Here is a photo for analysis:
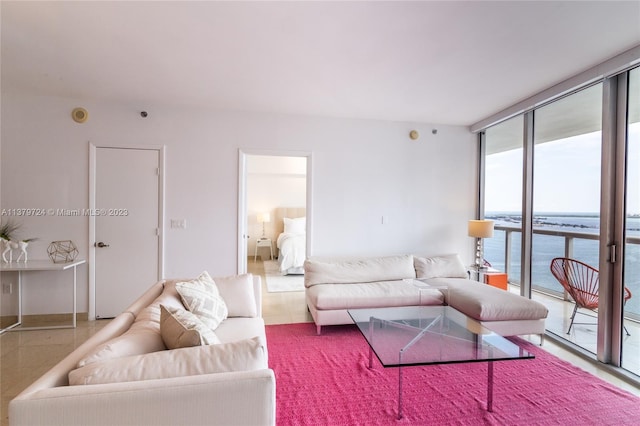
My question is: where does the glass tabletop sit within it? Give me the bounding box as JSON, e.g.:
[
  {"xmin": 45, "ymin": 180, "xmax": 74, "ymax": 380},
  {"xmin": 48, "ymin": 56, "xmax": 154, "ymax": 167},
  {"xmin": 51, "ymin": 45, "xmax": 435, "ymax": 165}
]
[{"xmin": 348, "ymin": 306, "xmax": 533, "ymax": 367}]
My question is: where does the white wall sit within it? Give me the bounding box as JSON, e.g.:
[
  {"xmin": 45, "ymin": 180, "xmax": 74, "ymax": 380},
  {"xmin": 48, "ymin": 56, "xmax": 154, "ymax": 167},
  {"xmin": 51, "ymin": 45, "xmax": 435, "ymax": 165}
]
[{"xmin": 1, "ymin": 92, "xmax": 477, "ymax": 315}]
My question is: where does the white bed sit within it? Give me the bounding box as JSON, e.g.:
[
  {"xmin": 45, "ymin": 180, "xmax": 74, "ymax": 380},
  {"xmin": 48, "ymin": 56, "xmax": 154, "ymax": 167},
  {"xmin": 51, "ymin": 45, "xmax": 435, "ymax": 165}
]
[{"xmin": 273, "ymin": 207, "xmax": 306, "ymax": 275}]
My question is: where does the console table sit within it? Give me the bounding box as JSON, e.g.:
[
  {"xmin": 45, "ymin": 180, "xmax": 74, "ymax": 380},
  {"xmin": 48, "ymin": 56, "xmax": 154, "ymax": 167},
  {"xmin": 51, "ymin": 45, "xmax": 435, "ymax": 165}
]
[{"xmin": 0, "ymin": 259, "xmax": 85, "ymax": 332}]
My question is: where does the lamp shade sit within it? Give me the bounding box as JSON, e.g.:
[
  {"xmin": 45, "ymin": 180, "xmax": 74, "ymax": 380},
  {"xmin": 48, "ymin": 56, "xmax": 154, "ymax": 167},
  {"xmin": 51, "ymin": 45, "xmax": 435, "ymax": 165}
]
[
  {"xmin": 468, "ymin": 220, "xmax": 494, "ymax": 238},
  {"xmin": 257, "ymin": 213, "xmax": 271, "ymax": 223}
]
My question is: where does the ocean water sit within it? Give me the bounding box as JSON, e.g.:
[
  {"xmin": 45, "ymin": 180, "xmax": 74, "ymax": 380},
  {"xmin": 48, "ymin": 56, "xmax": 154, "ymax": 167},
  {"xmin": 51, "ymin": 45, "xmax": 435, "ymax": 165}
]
[{"xmin": 484, "ymin": 213, "xmax": 640, "ymax": 317}]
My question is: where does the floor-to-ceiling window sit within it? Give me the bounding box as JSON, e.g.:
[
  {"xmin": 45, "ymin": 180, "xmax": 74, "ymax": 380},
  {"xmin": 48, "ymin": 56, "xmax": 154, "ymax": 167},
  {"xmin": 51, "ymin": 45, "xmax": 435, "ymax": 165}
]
[
  {"xmin": 480, "ymin": 67, "xmax": 640, "ymax": 381},
  {"xmin": 483, "ymin": 117, "xmax": 523, "ymax": 283}
]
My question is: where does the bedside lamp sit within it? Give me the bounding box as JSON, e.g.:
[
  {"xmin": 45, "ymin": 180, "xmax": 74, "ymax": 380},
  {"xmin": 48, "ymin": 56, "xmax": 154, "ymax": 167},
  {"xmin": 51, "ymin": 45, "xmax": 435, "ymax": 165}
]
[
  {"xmin": 257, "ymin": 213, "xmax": 271, "ymax": 240},
  {"xmin": 468, "ymin": 219, "xmax": 494, "ymax": 270}
]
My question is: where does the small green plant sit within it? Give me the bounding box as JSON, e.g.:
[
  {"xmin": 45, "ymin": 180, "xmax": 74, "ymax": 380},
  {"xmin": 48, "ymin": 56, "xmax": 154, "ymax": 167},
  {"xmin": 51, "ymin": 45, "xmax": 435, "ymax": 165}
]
[{"xmin": 0, "ymin": 220, "xmax": 21, "ymax": 240}]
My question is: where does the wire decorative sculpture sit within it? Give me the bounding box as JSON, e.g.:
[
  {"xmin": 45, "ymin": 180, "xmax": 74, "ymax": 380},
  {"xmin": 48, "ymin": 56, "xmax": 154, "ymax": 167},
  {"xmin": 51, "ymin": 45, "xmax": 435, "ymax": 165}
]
[{"xmin": 47, "ymin": 240, "xmax": 79, "ymax": 263}]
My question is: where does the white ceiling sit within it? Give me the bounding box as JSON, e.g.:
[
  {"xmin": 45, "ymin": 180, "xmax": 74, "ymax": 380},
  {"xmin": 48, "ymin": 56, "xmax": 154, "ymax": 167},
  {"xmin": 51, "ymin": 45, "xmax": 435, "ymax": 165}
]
[{"xmin": 2, "ymin": 1, "xmax": 640, "ymax": 127}]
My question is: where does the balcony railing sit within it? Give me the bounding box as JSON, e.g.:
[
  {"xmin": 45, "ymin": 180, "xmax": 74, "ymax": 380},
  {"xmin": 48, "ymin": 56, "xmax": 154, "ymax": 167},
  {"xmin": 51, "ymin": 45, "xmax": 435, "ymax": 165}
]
[{"xmin": 485, "ymin": 224, "xmax": 640, "ymax": 321}]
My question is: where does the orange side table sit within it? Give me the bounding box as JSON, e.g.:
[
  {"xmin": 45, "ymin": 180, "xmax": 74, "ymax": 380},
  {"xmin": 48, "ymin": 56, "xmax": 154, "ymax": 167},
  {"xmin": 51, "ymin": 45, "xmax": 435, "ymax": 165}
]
[{"xmin": 484, "ymin": 272, "xmax": 508, "ymax": 290}]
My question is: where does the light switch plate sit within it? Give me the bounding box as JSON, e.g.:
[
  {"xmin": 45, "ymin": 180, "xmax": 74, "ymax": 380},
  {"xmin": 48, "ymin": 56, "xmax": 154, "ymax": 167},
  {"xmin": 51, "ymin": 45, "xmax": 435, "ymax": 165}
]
[{"xmin": 171, "ymin": 219, "xmax": 187, "ymax": 229}]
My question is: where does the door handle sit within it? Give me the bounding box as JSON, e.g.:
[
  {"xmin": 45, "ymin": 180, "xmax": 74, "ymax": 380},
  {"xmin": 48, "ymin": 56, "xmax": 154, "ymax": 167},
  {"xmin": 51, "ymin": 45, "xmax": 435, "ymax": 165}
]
[{"xmin": 95, "ymin": 242, "xmax": 110, "ymax": 248}]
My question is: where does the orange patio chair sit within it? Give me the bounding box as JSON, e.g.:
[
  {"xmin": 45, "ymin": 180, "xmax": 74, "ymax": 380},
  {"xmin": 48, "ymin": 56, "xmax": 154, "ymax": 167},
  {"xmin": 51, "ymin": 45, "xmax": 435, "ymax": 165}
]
[{"xmin": 550, "ymin": 257, "xmax": 632, "ymax": 335}]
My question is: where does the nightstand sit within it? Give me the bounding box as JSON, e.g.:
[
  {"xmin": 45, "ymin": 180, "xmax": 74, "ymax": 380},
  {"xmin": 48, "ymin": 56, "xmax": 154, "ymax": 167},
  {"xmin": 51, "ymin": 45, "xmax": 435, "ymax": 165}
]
[{"xmin": 254, "ymin": 238, "xmax": 273, "ymax": 262}]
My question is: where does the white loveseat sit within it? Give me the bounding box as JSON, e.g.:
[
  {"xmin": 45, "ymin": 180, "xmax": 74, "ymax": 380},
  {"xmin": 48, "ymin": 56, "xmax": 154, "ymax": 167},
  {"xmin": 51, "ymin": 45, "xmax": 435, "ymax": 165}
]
[
  {"xmin": 304, "ymin": 254, "xmax": 548, "ymax": 343},
  {"xmin": 9, "ymin": 273, "xmax": 276, "ymax": 426}
]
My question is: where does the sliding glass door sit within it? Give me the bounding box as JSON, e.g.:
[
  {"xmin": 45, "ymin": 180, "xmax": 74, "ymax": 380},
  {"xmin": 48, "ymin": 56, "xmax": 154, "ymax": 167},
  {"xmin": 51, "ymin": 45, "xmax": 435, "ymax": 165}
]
[{"xmin": 532, "ymin": 84, "xmax": 603, "ymax": 353}]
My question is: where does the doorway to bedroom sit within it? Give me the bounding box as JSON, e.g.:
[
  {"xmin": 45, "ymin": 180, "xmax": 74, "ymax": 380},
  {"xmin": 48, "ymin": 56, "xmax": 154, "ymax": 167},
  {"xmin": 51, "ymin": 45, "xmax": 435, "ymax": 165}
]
[{"xmin": 238, "ymin": 151, "xmax": 311, "ymax": 296}]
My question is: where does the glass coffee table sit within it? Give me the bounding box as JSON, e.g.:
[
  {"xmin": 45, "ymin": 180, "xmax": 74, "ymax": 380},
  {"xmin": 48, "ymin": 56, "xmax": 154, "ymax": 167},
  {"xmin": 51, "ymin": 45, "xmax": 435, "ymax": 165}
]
[
  {"xmin": 403, "ymin": 277, "xmax": 449, "ymax": 305},
  {"xmin": 348, "ymin": 306, "xmax": 534, "ymax": 419}
]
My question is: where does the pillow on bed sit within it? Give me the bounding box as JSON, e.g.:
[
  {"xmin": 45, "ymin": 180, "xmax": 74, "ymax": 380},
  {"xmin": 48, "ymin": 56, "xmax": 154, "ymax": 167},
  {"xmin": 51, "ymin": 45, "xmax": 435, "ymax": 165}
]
[{"xmin": 284, "ymin": 217, "xmax": 305, "ymax": 234}]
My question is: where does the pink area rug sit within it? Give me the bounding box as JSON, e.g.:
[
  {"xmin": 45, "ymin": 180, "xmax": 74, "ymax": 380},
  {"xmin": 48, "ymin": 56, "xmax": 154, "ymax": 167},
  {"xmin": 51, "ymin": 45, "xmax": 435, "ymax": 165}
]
[{"xmin": 266, "ymin": 322, "xmax": 640, "ymax": 425}]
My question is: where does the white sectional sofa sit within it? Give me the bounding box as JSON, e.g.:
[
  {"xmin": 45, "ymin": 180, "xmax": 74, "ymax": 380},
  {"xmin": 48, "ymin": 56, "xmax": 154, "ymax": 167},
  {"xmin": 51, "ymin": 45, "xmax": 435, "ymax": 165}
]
[
  {"xmin": 304, "ymin": 254, "xmax": 548, "ymax": 343},
  {"xmin": 9, "ymin": 273, "xmax": 276, "ymax": 426}
]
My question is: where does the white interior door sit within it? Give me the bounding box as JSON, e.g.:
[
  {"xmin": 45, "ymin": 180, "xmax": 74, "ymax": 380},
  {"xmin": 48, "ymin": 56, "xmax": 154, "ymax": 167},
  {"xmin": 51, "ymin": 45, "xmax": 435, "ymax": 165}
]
[{"xmin": 95, "ymin": 147, "xmax": 160, "ymax": 318}]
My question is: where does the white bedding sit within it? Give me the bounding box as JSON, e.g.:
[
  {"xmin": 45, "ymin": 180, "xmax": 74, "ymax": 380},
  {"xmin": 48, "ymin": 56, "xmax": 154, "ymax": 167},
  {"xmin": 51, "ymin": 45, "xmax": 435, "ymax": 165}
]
[{"xmin": 277, "ymin": 232, "xmax": 306, "ymax": 274}]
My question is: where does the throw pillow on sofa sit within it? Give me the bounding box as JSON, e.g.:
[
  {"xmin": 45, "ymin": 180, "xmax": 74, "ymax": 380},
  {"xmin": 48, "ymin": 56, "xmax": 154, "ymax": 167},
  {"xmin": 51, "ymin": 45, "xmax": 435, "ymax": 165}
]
[
  {"xmin": 165, "ymin": 274, "xmax": 257, "ymax": 318},
  {"xmin": 68, "ymin": 336, "xmax": 268, "ymax": 386},
  {"xmin": 176, "ymin": 271, "xmax": 228, "ymax": 330},
  {"xmin": 414, "ymin": 254, "xmax": 468, "ymax": 279},
  {"xmin": 160, "ymin": 304, "xmax": 221, "ymax": 349},
  {"xmin": 212, "ymin": 273, "xmax": 257, "ymax": 318}
]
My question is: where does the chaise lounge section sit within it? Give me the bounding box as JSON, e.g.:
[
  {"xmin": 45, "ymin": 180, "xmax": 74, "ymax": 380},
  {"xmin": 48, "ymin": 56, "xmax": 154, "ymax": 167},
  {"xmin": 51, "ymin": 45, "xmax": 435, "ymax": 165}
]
[{"xmin": 304, "ymin": 254, "xmax": 548, "ymax": 343}]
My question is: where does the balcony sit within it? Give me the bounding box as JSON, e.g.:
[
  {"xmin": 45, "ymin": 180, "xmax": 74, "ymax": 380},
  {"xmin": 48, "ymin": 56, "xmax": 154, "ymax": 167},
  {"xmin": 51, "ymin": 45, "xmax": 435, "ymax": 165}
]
[{"xmin": 485, "ymin": 224, "xmax": 640, "ymax": 377}]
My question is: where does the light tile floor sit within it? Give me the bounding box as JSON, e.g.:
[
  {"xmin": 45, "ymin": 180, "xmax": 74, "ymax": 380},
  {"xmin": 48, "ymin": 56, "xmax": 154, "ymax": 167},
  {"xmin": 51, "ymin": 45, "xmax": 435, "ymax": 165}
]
[
  {"xmin": 1, "ymin": 260, "xmax": 638, "ymax": 426},
  {"xmin": 1, "ymin": 320, "xmax": 109, "ymax": 426}
]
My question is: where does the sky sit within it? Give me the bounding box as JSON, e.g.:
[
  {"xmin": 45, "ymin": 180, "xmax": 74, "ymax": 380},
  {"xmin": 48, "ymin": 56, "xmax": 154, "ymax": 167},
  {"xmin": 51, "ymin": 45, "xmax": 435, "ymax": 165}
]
[{"xmin": 485, "ymin": 123, "xmax": 640, "ymax": 215}]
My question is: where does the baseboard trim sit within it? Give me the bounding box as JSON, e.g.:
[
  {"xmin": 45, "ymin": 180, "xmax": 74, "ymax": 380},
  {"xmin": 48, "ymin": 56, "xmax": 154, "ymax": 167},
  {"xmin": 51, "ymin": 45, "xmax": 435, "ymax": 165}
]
[
  {"xmin": 1, "ymin": 313, "xmax": 89, "ymax": 328},
  {"xmin": 0, "ymin": 315, "xmax": 19, "ymax": 329}
]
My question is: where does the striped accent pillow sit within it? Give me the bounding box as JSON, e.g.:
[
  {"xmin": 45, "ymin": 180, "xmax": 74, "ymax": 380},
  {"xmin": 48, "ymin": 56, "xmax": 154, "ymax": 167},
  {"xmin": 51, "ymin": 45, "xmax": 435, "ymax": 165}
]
[{"xmin": 176, "ymin": 271, "xmax": 228, "ymax": 330}]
